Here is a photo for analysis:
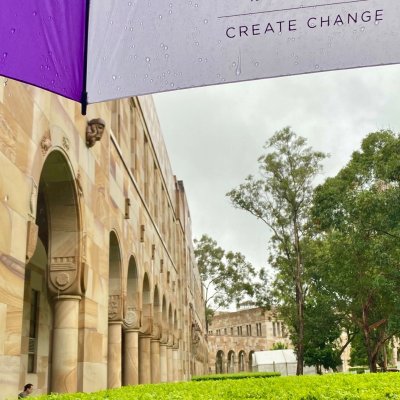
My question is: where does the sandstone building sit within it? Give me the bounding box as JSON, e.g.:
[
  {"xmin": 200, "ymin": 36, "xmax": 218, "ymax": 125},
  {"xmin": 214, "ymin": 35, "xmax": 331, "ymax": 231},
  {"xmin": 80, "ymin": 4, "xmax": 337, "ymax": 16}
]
[
  {"xmin": 0, "ymin": 80, "xmax": 207, "ymax": 399},
  {"xmin": 207, "ymin": 307, "xmax": 291, "ymax": 374}
]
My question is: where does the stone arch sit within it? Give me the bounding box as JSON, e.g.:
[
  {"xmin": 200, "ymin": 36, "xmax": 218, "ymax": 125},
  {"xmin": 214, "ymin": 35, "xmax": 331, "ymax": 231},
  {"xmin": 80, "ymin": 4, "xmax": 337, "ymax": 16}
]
[
  {"xmin": 125, "ymin": 255, "xmax": 139, "ymax": 323},
  {"xmin": 238, "ymin": 350, "xmax": 246, "ymax": 372},
  {"xmin": 227, "ymin": 350, "xmax": 235, "ymax": 373},
  {"xmin": 107, "ymin": 231, "xmax": 123, "ymax": 389},
  {"xmin": 168, "ymin": 303, "xmax": 173, "ymax": 336},
  {"xmin": 248, "ymin": 350, "xmax": 255, "ymax": 372},
  {"xmin": 216, "ymin": 350, "xmax": 225, "ymax": 374},
  {"xmin": 153, "ymin": 285, "xmax": 161, "ymax": 333},
  {"xmin": 20, "ymin": 150, "xmax": 82, "ymax": 394},
  {"xmin": 142, "ymin": 273, "xmax": 152, "ymax": 325}
]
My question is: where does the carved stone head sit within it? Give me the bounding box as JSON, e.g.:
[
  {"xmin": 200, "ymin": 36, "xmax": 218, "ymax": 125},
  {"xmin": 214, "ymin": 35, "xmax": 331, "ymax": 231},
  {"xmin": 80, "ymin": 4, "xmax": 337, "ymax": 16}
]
[{"xmin": 86, "ymin": 118, "xmax": 106, "ymax": 148}]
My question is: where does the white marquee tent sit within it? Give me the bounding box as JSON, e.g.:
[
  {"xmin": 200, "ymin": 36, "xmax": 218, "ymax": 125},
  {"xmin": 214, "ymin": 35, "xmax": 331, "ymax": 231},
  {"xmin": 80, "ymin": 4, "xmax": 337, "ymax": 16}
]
[{"xmin": 252, "ymin": 349, "xmax": 315, "ymax": 376}]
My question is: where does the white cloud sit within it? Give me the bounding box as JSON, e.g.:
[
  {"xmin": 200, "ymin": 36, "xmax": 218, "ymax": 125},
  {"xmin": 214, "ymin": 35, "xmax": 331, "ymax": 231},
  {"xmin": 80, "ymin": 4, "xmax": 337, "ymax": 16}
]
[{"xmin": 153, "ymin": 64, "xmax": 400, "ymax": 269}]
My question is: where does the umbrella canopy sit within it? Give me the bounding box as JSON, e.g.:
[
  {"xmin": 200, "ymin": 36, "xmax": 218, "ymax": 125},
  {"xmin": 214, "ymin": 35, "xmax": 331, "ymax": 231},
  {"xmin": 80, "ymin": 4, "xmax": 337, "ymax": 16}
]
[{"xmin": 1, "ymin": 0, "xmax": 400, "ymax": 113}]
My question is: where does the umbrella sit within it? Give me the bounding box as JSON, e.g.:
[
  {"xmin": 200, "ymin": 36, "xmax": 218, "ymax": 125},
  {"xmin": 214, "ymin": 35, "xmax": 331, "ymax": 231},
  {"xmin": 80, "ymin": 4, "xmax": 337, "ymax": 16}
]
[{"xmin": 1, "ymin": 0, "xmax": 400, "ymax": 114}]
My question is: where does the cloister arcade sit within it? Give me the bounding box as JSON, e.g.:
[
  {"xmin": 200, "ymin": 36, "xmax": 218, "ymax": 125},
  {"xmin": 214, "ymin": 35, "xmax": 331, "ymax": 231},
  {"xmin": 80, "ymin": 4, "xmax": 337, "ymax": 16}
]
[{"xmin": 0, "ymin": 87, "xmax": 207, "ymax": 398}]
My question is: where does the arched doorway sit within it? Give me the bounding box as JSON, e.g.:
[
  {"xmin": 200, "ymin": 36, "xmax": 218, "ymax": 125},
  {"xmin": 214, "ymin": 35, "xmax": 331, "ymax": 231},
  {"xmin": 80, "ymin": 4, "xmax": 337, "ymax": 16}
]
[
  {"xmin": 248, "ymin": 350, "xmax": 255, "ymax": 372},
  {"xmin": 108, "ymin": 231, "xmax": 122, "ymax": 388},
  {"xmin": 238, "ymin": 350, "xmax": 246, "ymax": 372},
  {"xmin": 20, "ymin": 151, "xmax": 81, "ymax": 394},
  {"xmin": 227, "ymin": 350, "xmax": 235, "ymax": 373},
  {"xmin": 216, "ymin": 350, "xmax": 225, "ymax": 374}
]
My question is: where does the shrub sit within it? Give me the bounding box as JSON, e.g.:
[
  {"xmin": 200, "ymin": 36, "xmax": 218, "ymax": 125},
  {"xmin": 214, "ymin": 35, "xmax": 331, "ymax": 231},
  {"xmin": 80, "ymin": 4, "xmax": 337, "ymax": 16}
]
[
  {"xmin": 33, "ymin": 373, "xmax": 400, "ymax": 400},
  {"xmin": 191, "ymin": 371, "xmax": 280, "ymax": 381}
]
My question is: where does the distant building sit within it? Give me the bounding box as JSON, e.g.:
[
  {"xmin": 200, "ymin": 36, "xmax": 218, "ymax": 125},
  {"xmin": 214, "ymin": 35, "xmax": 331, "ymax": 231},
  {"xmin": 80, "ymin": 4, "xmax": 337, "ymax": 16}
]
[{"xmin": 207, "ymin": 307, "xmax": 291, "ymax": 373}]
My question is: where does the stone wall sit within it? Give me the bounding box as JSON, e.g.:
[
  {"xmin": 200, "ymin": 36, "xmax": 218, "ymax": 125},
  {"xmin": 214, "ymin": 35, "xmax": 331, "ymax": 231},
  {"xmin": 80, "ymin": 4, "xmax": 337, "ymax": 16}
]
[{"xmin": 0, "ymin": 80, "xmax": 207, "ymax": 399}]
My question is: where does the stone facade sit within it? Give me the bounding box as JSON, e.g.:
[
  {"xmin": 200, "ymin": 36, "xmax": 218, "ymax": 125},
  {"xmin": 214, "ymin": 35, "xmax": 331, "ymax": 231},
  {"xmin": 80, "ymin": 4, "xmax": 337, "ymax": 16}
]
[
  {"xmin": 207, "ymin": 307, "xmax": 291, "ymax": 374},
  {"xmin": 0, "ymin": 79, "xmax": 207, "ymax": 399}
]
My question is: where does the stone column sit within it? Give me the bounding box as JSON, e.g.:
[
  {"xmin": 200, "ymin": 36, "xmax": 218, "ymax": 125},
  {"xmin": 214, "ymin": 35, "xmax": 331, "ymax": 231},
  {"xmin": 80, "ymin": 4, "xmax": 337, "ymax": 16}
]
[
  {"xmin": 124, "ymin": 329, "xmax": 139, "ymax": 386},
  {"xmin": 234, "ymin": 361, "xmax": 239, "ymax": 374},
  {"xmin": 108, "ymin": 321, "xmax": 122, "ymax": 388},
  {"xmin": 173, "ymin": 347, "xmax": 179, "ymax": 381},
  {"xmin": 160, "ymin": 344, "xmax": 168, "ymax": 382},
  {"xmin": 167, "ymin": 346, "xmax": 173, "ymax": 381},
  {"xmin": 139, "ymin": 335, "xmax": 151, "ymax": 384},
  {"xmin": 51, "ymin": 295, "xmax": 81, "ymax": 393},
  {"xmin": 151, "ymin": 339, "xmax": 161, "ymax": 383}
]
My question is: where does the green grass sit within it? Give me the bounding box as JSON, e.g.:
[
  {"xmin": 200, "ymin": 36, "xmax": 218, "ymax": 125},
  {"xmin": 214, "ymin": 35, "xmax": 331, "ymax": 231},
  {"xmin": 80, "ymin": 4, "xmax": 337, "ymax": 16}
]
[{"xmin": 34, "ymin": 373, "xmax": 400, "ymax": 400}]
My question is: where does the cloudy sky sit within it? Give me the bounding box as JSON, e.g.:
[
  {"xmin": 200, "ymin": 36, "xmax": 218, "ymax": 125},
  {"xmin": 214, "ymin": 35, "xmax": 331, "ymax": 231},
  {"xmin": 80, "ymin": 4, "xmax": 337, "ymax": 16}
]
[{"xmin": 153, "ymin": 64, "xmax": 400, "ymax": 270}]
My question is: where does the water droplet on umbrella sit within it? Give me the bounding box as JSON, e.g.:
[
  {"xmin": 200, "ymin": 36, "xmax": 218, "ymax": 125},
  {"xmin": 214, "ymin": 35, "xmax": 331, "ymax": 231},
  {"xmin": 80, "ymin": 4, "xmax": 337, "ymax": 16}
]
[
  {"xmin": 315, "ymin": 64, "xmax": 320, "ymax": 70},
  {"xmin": 169, "ymin": 10, "xmax": 172, "ymax": 14},
  {"xmin": 165, "ymin": 54, "xmax": 169, "ymax": 59},
  {"xmin": 128, "ymin": 1, "xmax": 132, "ymax": 5},
  {"xmin": 112, "ymin": 75, "xmax": 117, "ymax": 80},
  {"xmin": 255, "ymin": 61, "xmax": 259, "ymax": 67},
  {"xmin": 10, "ymin": 28, "xmax": 16, "ymax": 34},
  {"xmin": 145, "ymin": 57, "xmax": 151, "ymax": 62},
  {"xmin": 198, "ymin": 58, "xmax": 202, "ymax": 62},
  {"xmin": 204, "ymin": 19, "xmax": 208, "ymax": 24},
  {"xmin": 33, "ymin": 11, "xmax": 37, "ymax": 16},
  {"xmin": 170, "ymin": 83, "xmax": 175, "ymax": 88}
]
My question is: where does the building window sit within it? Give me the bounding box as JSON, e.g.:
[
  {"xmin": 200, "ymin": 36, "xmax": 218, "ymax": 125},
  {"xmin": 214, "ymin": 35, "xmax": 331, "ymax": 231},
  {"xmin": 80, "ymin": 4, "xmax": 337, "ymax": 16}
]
[
  {"xmin": 256, "ymin": 322, "xmax": 262, "ymax": 336},
  {"xmin": 224, "ymin": 328, "xmax": 227, "ymax": 335},
  {"xmin": 28, "ymin": 289, "xmax": 40, "ymax": 373},
  {"xmin": 230, "ymin": 327, "xmax": 234, "ymax": 336},
  {"xmin": 273, "ymin": 322, "xmax": 276, "ymax": 337},
  {"xmin": 277, "ymin": 322, "xmax": 281, "ymax": 337}
]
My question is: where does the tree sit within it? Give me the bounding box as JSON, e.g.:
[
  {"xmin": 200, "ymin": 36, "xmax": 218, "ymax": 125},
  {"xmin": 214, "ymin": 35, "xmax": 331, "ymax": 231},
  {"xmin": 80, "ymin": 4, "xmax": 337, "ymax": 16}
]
[
  {"xmin": 312, "ymin": 130, "xmax": 400, "ymax": 372},
  {"xmin": 227, "ymin": 127, "xmax": 327, "ymax": 374},
  {"xmin": 193, "ymin": 234, "xmax": 256, "ymax": 328}
]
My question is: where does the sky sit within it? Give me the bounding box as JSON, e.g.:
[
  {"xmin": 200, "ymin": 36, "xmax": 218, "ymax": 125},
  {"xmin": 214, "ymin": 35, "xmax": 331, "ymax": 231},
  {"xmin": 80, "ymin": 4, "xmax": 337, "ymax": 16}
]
[{"xmin": 152, "ymin": 64, "xmax": 400, "ymax": 270}]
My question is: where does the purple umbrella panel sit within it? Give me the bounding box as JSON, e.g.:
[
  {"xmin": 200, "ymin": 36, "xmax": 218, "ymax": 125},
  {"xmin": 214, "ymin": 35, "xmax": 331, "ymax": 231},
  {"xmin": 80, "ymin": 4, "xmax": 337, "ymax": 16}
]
[{"xmin": 2, "ymin": 0, "xmax": 400, "ymax": 109}]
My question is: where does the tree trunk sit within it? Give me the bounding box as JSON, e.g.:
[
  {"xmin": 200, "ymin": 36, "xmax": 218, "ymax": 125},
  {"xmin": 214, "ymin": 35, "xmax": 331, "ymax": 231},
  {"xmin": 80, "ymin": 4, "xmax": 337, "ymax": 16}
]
[{"xmin": 293, "ymin": 217, "xmax": 304, "ymax": 376}]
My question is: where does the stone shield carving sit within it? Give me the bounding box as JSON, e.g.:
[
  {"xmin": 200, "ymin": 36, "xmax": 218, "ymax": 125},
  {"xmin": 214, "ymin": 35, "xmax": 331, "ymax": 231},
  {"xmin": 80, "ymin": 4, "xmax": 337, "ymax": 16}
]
[
  {"xmin": 49, "ymin": 256, "xmax": 77, "ymax": 293},
  {"xmin": 108, "ymin": 295, "xmax": 122, "ymax": 321},
  {"xmin": 124, "ymin": 307, "xmax": 140, "ymax": 329}
]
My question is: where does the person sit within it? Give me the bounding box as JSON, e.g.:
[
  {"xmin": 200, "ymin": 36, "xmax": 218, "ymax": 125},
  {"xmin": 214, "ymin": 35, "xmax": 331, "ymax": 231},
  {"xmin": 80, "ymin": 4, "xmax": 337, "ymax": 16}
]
[{"xmin": 18, "ymin": 383, "xmax": 33, "ymax": 398}]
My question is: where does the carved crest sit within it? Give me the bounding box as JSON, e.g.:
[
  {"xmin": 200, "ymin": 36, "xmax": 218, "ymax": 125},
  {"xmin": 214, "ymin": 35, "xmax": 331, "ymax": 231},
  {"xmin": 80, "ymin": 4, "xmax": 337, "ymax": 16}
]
[
  {"xmin": 124, "ymin": 307, "xmax": 140, "ymax": 329},
  {"xmin": 49, "ymin": 256, "xmax": 77, "ymax": 293},
  {"xmin": 108, "ymin": 294, "xmax": 122, "ymax": 321},
  {"xmin": 40, "ymin": 132, "xmax": 52, "ymax": 155}
]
